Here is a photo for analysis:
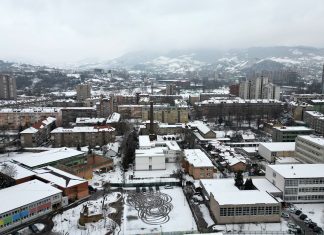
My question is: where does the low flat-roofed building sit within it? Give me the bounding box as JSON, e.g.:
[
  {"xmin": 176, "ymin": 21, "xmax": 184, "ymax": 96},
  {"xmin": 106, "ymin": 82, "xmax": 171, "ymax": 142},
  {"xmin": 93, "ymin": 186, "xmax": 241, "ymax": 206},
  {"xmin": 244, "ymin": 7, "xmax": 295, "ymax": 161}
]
[
  {"xmin": 200, "ymin": 178, "xmax": 281, "ymax": 224},
  {"xmin": 266, "ymin": 164, "xmax": 324, "ymax": 203},
  {"xmin": 258, "ymin": 142, "xmax": 295, "ymax": 162},
  {"xmin": 135, "ymin": 147, "xmax": 166, "ymax": 171},
  {"xmin": 35, "ymin": 166, "xmax": 89, "ymax": 202},
  {"xmin": 138, "ymin": 135, "xmax": 182, "ymax": 163},
  {"xmin": 295, "ymin": 135, "xmax": 324, "ymax": 163},
  {"xmin": 183, "ymin": 149, "xmax": 214, "ymax": 179},
  {"xmin": 0, "ymin": 161, "xmax": 35, "ymax": 184},
  {"xmin": 272, "ymin": 126, "xmax": 314, "ymax": 142},
  {"xmin": 12, "ymin": 147, "xmax": 86, "ymax": 169},
  {"xmin": 0, "ymin": 179, "xmax": 62, "ymax": 234}
]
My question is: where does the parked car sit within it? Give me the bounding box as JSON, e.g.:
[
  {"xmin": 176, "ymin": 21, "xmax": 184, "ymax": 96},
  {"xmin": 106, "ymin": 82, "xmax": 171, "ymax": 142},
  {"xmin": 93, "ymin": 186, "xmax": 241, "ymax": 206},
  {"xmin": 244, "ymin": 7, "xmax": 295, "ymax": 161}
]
[
  {"xmin": 308, "ymin": 222, "xmax": 317, "ymax": 229},
  {"xmin": 288, "ymin": 207, "xmax": 296, "ymax": 213},
  {"xmin": 288, "ymin": 228, "xmax": 297, "ymax": 234},
  {"xmin": 164, "ymin": 185, "xmax": 173, "ymax": 189},
  {"xmin": 88, "ymin": 185, "xmax": 97, "ymax": 193},
  {"xmin": 304, "ymin": 218, "xmax": 312, "ymax": 224},
  {"xmin": 295, "ymin": 210, "xmax": 302, "ymax": 216},
  {"xmin": 313, "ymin": 226, "xmax": 323, "ymax": 234},
  {"xmin": 142, "ymin": 187, "xmax": 147, "ymax": 192},
  {"xmin": 281, "ymin": 212, "xmax": 290, "ymax": 218},
  {"xmin": 299, "ymin": 214, "xmax": 307, "ymax": 220},
  {"xmin": 287, "ymin": 222, "xmax": 296, "ymax": 228}
]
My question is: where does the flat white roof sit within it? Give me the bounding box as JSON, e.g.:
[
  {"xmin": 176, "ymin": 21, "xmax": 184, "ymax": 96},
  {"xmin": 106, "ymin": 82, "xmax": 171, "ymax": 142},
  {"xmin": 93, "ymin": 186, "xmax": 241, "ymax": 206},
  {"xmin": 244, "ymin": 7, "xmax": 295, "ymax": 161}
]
[
  {"xmin": 273, "ymin": 126, "xmax": 313, "ymax": 132},
  {"xmin": 138, "ymin": 135, "xmax": 152, "ymax": 148},
  {"xmin": 200, "ymin": 178, "xmax": 278, "ymax": 205},
  {"xmin": 35, "ymin": 166, "xmax": 87, "ymax": 188},
  {"xmin": 135, "ymin": 147, "xmax": 166, "ymax": 158},
  {"xmin": 0, "ymin": 179, "xmax": 62, "ymax": 214},
  {"xmin": 267, "ymin": 164, "xmax": 324, "ymax": 178},
  {"xmin": 13, "ymin": 148, "xmax": 85, "ymax": 168},
  {"xmin": 184, "ymin": 149, "xmax": 213, "ymax": 167},
  {"xmin": 0, "ymin": 162, "xmax": 35, "ymax": 180},
  {"xmin": 297, "ymin": 135, "xmax": 324, "ymax": 146},
  {"xmin": 259, "ymin": 142, "xmax": 295, "ymax": 152},
  {"xmin": 51, "ymin": 126, "xmax": 115, "ymax": 133}
]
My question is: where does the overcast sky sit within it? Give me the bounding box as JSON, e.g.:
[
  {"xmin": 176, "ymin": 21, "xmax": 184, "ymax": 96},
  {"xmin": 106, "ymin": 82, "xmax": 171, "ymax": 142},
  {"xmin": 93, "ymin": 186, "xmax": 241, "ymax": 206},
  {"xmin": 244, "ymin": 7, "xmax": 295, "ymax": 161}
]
[{"xmin": 0, "ymin": 0, "xmax": 324, "ymax": 65}]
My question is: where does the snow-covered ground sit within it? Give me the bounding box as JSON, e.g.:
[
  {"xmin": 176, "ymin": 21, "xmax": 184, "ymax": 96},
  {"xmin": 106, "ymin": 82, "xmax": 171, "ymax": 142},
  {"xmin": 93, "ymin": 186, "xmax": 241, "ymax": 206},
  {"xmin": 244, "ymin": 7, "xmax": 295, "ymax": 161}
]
[
  {"xmin": 89, "ymin": 159, "xmax": 180, "ymax": 187},
  {"xmin": 51, "ymin": 192, "xmax": 122, "ymax": 235},
  {"xmin": 122, "ymin": 187, "xmax": 198, "ymax": 234},
  {"xmin": 296, "ymin": 203, "xmax": 324, "ymax": 228},
  {"xmin": 198, "ymin": 204, "xmax": 215, "ymax": 227}
]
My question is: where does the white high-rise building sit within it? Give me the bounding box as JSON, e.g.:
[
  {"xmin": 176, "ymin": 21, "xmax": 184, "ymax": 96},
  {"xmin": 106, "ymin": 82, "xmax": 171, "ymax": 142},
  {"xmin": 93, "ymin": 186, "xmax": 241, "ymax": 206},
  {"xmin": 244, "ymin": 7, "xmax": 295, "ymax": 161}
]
[{"xmin": 239, "ymin": 76, "xmax": 280, "ymax": 100}]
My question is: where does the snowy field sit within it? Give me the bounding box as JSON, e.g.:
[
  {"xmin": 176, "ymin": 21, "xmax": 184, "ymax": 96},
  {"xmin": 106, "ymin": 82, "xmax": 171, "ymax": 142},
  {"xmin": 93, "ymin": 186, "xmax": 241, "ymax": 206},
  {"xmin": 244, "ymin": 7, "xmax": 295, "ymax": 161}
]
[
  {"xmin": 90, "ymin": 161, "xmax": 180, "ymax": 187},
  {"xmin": 296, "ymin": 203, "xmax": 324, "ymax": 228},
  {"xmin": 51, "ymin": 192, "xmax": 122, "ymax": 235},
  {"xmin": 122, "ymin": 187, "xmax": 198, "ymax": 234}
]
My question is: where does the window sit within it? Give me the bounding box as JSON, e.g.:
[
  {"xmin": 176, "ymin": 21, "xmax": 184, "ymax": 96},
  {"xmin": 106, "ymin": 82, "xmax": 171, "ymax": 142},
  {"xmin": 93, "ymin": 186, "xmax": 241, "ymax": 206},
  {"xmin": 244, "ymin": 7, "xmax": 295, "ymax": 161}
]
[
  {"xmin": 235, "ymin": 207, "xmax": 243, "ymax": 216},
  {"xmin": 258, "ymin": 207, "xmax": 264, "ymax": 215},
  {"xmin": 251, "ymin": 207, "xmax": 257, "ymax": 215},
  {"xmin": 243, "ymin": 207, "xmax": 250, "ymax": 215}
]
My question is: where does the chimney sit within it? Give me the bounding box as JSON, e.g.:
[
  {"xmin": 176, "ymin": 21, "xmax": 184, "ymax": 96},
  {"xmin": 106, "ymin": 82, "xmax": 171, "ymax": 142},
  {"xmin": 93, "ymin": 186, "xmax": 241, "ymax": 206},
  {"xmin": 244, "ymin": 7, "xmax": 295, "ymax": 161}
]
[{"xmin": 149, "ymin": 101, "xmax": 156, "ymax": 140}]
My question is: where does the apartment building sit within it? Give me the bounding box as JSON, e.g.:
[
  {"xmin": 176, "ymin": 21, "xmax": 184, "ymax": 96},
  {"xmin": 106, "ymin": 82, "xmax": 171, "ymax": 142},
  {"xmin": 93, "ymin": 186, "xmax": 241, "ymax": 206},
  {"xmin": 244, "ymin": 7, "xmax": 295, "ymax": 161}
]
[
  {"xmin": 183, "ymin": 149, "xmax": 214, "ymax": 179},
  {"xmin": 194, "ymin": 98, "xmax": 283, "ymax": 120},
  {"xmin": 272, "ymin": 126, "xmax": 314, "ymax": 142},
  {"xmin": 295, "ymin": 135, "xmax": 324, "ymax": 163},
  {"xmin": 20, "ymin": 117, "xmax": 56, "ymax": 147},
  {"xmin": 51, "ymin": 126, "xmax": 116, "ymax": 147},
  {"xmin": 0, "ymin": 75, "xmax": 16, "ymax": 100},
  {"xmin": 76, "ymin": 84, "xmax": 91, "ymax": 101},
  {"xmin": 0, "ymin": 107, "xmax": 60, "ymax": 129},
  {"xmin": 266, "ymin": 164, "xmax": 324, "ymax": 203}
]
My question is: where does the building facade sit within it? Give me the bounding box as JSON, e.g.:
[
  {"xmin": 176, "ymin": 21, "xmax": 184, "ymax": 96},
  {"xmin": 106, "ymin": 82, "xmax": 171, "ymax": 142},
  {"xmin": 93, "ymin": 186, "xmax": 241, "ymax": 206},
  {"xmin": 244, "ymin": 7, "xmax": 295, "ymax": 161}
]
[
  {"xmin": 0, "ymin": 180, "xmax": 62, "ymax": 234},
  {"xmin": 0, "ymin": 75, "xmax": 16, "ymax": 100},
  {"xmin": 272, "ymin": 126, "xmax": 314, "ymax": 142},
  {"xmin": 266, "ymin": 164, "xmax": 324, "ymax": 203},
  {"xmin": 295, "ymin": 135, "xmax": 324, "ymax": 163},
  {"xmin": 51, "ymin": 126, "xmax": 116, "ymax": 147},
  {"xmin": 76, "ymin": 84, "xmax": 91, "ymax": 101}
]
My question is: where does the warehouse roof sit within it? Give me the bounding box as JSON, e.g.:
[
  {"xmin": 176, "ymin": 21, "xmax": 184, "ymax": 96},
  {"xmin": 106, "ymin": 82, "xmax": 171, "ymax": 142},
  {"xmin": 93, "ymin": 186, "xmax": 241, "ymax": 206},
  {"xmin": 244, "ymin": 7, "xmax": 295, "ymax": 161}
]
[
  {"xmin": 0, "ymin": 179, "xmax": 62, "ymax": 214},
  {"xmin": 13, "ymin": 148, "xmax": 85, "ymax": 168}
]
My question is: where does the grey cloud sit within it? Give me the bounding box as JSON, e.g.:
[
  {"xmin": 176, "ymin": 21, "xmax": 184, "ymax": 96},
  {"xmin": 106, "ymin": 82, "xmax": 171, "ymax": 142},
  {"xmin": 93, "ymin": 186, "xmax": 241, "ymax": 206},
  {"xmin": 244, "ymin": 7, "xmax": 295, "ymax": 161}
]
[{"xmin": 0, "ymin": 0, "xmax": 323, "ymax": 65}]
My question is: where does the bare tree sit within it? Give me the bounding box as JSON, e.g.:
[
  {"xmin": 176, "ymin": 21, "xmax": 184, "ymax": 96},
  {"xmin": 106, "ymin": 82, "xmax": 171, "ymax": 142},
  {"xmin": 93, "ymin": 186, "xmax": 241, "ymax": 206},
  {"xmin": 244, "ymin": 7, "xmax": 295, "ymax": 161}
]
[{"xmin": 1, "ymin": 163, "xmax": 17, "ymax": 178}]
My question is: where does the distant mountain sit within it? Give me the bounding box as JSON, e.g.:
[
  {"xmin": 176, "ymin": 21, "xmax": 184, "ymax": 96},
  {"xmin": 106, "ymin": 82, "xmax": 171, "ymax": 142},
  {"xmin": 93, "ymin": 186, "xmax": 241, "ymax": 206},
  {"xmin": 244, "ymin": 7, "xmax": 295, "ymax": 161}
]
[{"xmin": 76, "ymin": 46, "xmax": 324, "ymax": 76}]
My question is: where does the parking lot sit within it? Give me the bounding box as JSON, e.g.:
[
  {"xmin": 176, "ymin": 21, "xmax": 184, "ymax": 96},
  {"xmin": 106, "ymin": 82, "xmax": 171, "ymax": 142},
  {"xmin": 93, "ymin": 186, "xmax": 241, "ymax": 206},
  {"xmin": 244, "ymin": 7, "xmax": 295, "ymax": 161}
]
[{"xmin": 282, "ymin": 205, "xmax": 323, "ymax": 234}]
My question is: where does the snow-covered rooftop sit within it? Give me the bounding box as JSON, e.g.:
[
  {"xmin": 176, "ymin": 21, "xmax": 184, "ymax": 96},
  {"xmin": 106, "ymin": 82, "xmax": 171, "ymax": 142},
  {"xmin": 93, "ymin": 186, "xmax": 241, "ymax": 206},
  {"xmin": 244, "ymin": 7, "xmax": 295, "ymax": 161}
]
[
  {"xmin": 200, "ymin": 178, "xmax": 279, "ymax": 205},
  {"xmin": 0, "ymin": 179, "xmax": 62, "ymax": 214},
  {"xmin": 267, "ymin": 164, "xmax": 324, "ymax": 178},
  {"xmin": 51, "ymin": 125, "xmax": 115, "ymax": 133},
  {"xmin": 13, "ymin": 148, "xmax": 85, "ymax": 168},
  {"xmin": 135, "ymin": 147, "xmax": 166, "ymax": 158},
  {"xmin": 297, "ymin": 135, "xmax": 324, "ymax": 146},
  {"xmin": 138, "ymin": 135, "xmax": 152, "ymax": 148},
  {"xmin": 0, "ymin": 161, "xmax": 35, "ymax": 180},
  {"xmin": 259, "ymin": 142, "xmax": 295, "ymax": 152},
  {"xmin": 273, "ymin": 126, "xmax": 313, "ymax": 132},
  {"xmin": 106, "ymin": 112, "xmax": 121, "ymax": 123},
  {"xmin": 184, "ymin": 149, "xmax": 213, "ymax": 167},
  {"xmin": 35, "ymin": 166, "xmax": 87, "ymax": 188}
]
